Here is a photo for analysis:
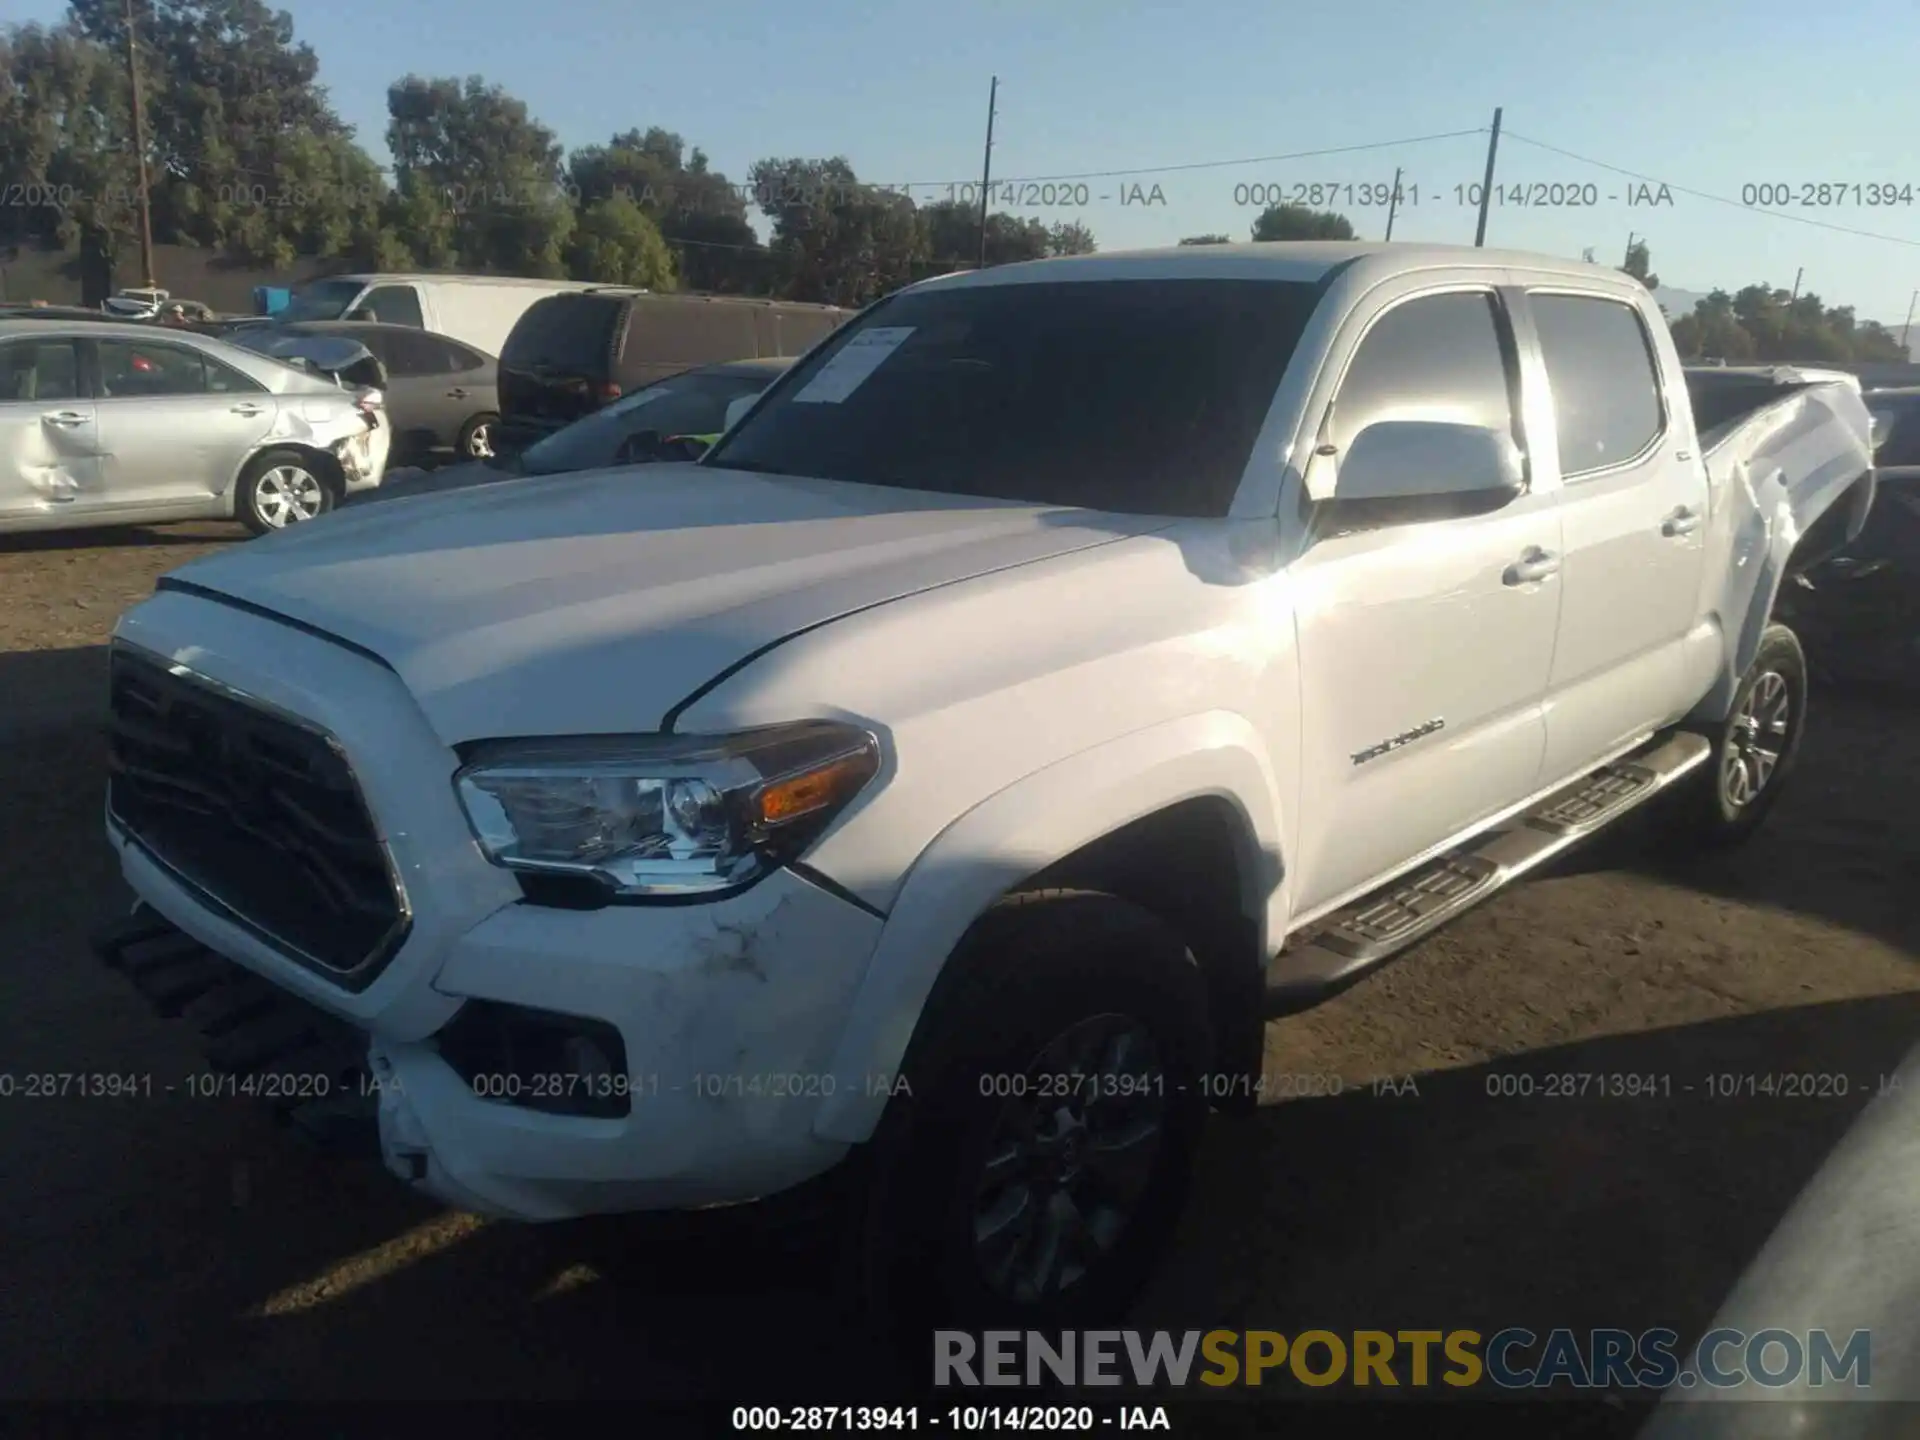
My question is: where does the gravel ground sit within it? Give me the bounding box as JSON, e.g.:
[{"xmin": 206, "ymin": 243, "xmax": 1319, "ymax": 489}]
[{"xmin": 2, "ymin": 521, "xmax": 1915, "ymax": 1430}]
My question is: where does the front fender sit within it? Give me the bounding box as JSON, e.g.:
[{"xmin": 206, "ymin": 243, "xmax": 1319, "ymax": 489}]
[{"xmin": 809, "ymin": 711, "xmax": 1286, "ymax": 1144}]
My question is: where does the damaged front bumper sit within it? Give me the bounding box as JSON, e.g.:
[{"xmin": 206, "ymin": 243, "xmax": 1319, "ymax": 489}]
[
  {"xmin": 331, "ymin": 415, "xmax": 391, "ymax": 495},
  {"xmin": 98, "ymin": 863, "xmax": 885, "ymax": 1222}
]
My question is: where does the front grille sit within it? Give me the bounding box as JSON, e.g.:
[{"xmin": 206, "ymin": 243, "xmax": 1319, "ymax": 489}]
[{"xmin": 105, "ymin": 645, "xmax": 408, "ymax": 985}]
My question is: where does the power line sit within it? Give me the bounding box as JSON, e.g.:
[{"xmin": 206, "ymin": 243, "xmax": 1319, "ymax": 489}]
[{"xmin": 1501, "ymin": 129, "xmax": 1920, "ymax": 251}]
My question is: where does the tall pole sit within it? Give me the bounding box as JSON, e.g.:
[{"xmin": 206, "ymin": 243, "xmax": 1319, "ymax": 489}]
[
  {"xmin": 124, "ymin": 0, "xmax": 156, "ymax": 290},
  {"xmin": 1383, "ymin": 165, "xmax": 1402, "ymax": 241},
  {"xmin": 1472, "ymin": 107, "xmax": 1502, "ymax": 247},
  {"xmin": 976, "ymin": 76, "xmax": 998, "ymax": 269},
  {"xmin": 1624, "ymin": 232, "xmax": 1638, "ymax": 267},
  {"xmin": 1790, "ymin": 267, "xmax": 1803, "ymax": 303},
  {"xmin": 1902, "ymin": 289, "xmax": 1917, "ymax": 358}
]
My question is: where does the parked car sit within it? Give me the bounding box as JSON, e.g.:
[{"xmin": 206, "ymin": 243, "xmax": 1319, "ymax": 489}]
[
  {"xmin": 275, "ymin": 273, "xmax": 598, "ymax": 356},
  {"xmin": 353, "ymin": 357, "xmax": 791, "ymax": 505},
  {"xmin": 0, "ymin": 318, "xmax": 389, "ymax": 536},
  {"xmin": 235, "ymin": 320, "xmax": 497, "ymax": 463},
  {"xmin": 493, "ymin": 289, "xmax": 848, "ymax": 453},
  {"xmin": 93, "ymin": 242, "xmax": 1872, "ymax": 1332}
]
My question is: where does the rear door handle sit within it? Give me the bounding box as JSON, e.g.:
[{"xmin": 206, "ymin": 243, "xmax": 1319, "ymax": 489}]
[
  {"xmin": 230, "ymin": 402, "xmax": 266, "ymax": 416},
  {"xmin": 44, "ymin": 410, "xmax": 87, "ymax": 427},
  {"xmin": 1503, "ymin": 547, "xmax": 1561, "ymax": 585},
  {"xmin": 1662, "ymin": 506, "xmax": 1701, "ymax": 537},
  {"xmin": 446, "ymin": 388, "xmax": 468, "ymax": 399}
]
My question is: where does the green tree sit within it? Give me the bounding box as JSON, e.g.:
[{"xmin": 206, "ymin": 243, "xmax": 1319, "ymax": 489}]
[
  {"xmin": 1668, "ymin": 283, "xmax": 1907, "ymax": 363},
  {"xmin": 66, "ymin": 0, "xmax": 363, "ymax": 259},
  {"xmin": 1045, "ymin": 220, "xmax": 1097, "ymax": 256},
  {"xmin": 1250, "ymin": 204, "xmax": 1354, "ymax": 241},
  {"xmin": 749, "ymin": 156, "xmax": 927, "ymax": 306},
  {"xmin": 569, "ymin": 126, "xmax": 761, "ymax": 291},
  {"xmin": 1178, "ymin": 234, "xmax": 1233, "ymax": 246},
  {"xmin": 920, "ymin": 198, "xmax": 1050, "ymax": 267},
  {"xmin": 565, "ymin": 191, "xmax": 677, "ymax": 289},
  {"xmin": 1622, "ymin": 239, "xmax": 1659, "ymax": 290},
  {"xmin": 386, "ymin": 74, "xmax": 575, "ymax": 275},
  {"xmin": 0, "ymin": 23, "xmax": 141, "ymax": 292}
]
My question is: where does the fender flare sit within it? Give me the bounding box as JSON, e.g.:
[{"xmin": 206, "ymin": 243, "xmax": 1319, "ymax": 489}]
[{"xmin": 808, "ymin": 711, "xmax": 1285, "ymax": 1144}]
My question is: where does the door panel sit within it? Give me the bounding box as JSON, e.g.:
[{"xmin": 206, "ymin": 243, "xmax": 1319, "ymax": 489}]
[
  {"xmin": 92, "ymin": 338, "xmax": 276, "ymax": 508},
  {"xmin": 1527, "ymin": 292, "xmax": 1708, "ymax": 783},
  {"xmin": 1290, "ymin": 286, "xmax": 1561, "ymax": 918},
  {"xmin": 0, "ymin": 337, "xmax": 106, "ymax": 519}
]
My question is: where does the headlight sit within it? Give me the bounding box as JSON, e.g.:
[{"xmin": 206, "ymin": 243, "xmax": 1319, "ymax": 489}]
[{"xmin": 454, "ymin": 721, "xmax": 880, "ymax": 900}]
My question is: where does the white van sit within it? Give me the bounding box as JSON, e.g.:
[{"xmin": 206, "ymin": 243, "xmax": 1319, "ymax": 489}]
[{"xmin": 276, "ymin": 274, "xmax": 600, "ymax": 357}]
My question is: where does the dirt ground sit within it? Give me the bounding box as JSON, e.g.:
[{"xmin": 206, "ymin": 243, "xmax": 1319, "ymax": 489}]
[{"xmin": 2, "ymin": 521, "xmax": 1916, "ymax": 1431}]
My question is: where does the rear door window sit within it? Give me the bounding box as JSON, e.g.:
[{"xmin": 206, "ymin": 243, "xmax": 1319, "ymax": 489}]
[
  {"xmin": 0, "ymin": 337, "xmax": 82, "ymax": 401},
  {"xmin": 1529, "ymin": 293, "xmax": 1666, "ymax": 477},
  {"xmin": 96, "ymin": 339, "xmax": 211, "ymax": 398},
  {"xmin": 386, "ymin": 329, "xmax": 456, "ymax": 375}
]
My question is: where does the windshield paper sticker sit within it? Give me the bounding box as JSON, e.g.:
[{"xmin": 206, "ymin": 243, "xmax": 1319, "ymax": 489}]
[{"xmin": 788, "ymin": 327, "xmax": 916, "ymax": 404}]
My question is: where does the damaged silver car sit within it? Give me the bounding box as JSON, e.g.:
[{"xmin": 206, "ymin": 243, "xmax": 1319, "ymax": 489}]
[{"xmin": 0, "ymin": 319, "xmax": 391, "ymax": 537}]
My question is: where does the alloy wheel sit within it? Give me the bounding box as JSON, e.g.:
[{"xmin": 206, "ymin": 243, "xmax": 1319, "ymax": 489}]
[
  {"xmin": 1722, "ymin": 670, "xmax": 1792, "ymax": 810},
  {"xmin": 254, "ymin": 466, "xmax": 325, "ymax": 528}
]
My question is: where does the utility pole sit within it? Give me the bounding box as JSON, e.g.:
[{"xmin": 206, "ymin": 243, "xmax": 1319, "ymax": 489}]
[
  {"xmin": 123, "ymin": 0, "xmax": 156, "ymax": 290},
  {"xmin": 1383, "ymin": 165, "xmax": 1403, "ymax": 241},
  {"xmin": 976, "ymin": 76, "xmax": 998, "ymax": 269},
  {"xmin": 1472, "ymin": 107, "xmax": 1502, "ymax": 247},
  {"xmin": 1902, "ymin": 289, "xmax": 1917, "ymax": 358},
  {"xmin": 1790, "ymin": 267, "xmax": 1804, "ymax": 303},
  {"xmin": 1624, "ymin": 232, "xmax": 1638, "ymax": 267}
]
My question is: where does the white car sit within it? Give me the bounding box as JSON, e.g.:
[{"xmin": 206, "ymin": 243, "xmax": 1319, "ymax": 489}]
[
  {"xmin": 0, "ymin": 319, "xmax": 388, "ymax": 535},
  {"xmin": 95, "ymin": 242, "xmax": 1874, "ymax": 1330}
]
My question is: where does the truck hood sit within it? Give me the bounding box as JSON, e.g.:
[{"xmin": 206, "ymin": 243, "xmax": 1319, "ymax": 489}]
[{"xmin": 161, "ymin": 464, "xmax": 1164, "ymax": 744}]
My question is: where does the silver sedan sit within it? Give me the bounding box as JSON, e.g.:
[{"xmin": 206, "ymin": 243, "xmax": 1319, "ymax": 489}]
[{"xmin": 0, "ymin": 319, "xmax": 391, "ymax": 537}]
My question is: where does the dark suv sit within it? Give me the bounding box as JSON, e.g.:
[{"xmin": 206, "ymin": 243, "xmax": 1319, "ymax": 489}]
[{"xmin": 494, "ymin": 289, "xmax": 847, "ymax": 452}]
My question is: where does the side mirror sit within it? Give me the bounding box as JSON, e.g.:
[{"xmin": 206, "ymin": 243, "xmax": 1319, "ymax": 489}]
[
  {"xmin": 615, "ymin": 428, "xmax": 665, "ymax": 463},
  {"xmin": 345, "ymin": 306, "xmax": 374, "ymax": 323},
  {"xmin": 1323, "ymin": 420, "xmax": 1525, "ymax": 529}
]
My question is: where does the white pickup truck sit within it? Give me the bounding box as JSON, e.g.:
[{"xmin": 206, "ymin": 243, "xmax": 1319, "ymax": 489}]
[{"xmin": 96, "ymin": 242, "xmax": 1874, "ymax": 1332}]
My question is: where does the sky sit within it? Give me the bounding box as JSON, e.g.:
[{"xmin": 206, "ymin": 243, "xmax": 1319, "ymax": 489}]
[{"xmin": 19, "ymin": 0, "xmax": 1920, "ymax": 329}]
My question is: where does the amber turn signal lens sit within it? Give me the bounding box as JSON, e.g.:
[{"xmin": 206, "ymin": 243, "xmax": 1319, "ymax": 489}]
[{"xmin": 755, "ymin": 750, "xmax": 876, "ymax": 827}]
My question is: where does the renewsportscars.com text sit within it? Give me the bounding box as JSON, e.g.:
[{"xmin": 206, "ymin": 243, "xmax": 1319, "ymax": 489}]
[{"xmin": 933, "ymin": 1328, "xmax": 1872, "ymax": 1391}]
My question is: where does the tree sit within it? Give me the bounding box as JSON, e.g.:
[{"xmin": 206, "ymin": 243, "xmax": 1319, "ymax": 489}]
[
  {"xmin": 0, "ymin": 23, "xmax": 142, "ymax": 295},
  {"xmin": 1668, "ymin": 283, "xmax": 1906, "ymax": 363},
  {"xmin": 1179, "ymin": 234, "xmax": 1232, "ymax": 246},
  {"xmin": 1250, "ymin": 204, "xmax": 1354, "ymax": 242},
  {"xmin": 569, "ymin": 126, "xmax": 761, "ymax": 291},
  {"xmin": 920, "ymin": 198, "xmax": 1049, "ymax": 267},
  {"xmin": 1045, "ymin": 220, "xmax": 1096, "ymax": 256},
  {"xmin": 386, "ymin": 74, "xmax": 574, "ymax": 275},
  {"xmin": 565, "ymin": 191, "xmax": 676, "ymax": 289},
  {"xmin": 749, "ymin": 156, "xmax": 927, "ymax": 306},
  {"xmin": 66, "ymin": 0, "xmax": 361, "ymax": 259},
  {"xmin": 1622, "ymin": 239, "xmax": 1659, "ymax": 291}
]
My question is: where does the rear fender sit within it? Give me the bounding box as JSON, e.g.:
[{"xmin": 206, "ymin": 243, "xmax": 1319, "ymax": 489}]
[{"xmin": 1687, "ymin": 382, "xmax": 1874, "ymax": 723}]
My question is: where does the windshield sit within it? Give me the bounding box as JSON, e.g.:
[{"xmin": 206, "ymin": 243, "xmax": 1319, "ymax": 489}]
[
  {"xmin": 278, "ymin": 279, "xmax": 366, "ymax": 324},
  {"xmin": 707, "ymin": 279, "xmax": 1323, "ymax": 517},
  {"xmin": 521, "ymin": 368, "xmax": 780, "ymax": 475}
]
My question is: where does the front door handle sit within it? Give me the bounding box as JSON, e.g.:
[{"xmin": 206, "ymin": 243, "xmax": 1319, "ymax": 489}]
[
  {"xmin": 230, "ymin": 402, "xmax": 266, "ymax": 417},
  {"xmin": 1503, "ymin": 547, "xmax": 1561, "ymax": 585},
  {"xmin": 1662, "ymin": 506, "xmax": 1701, "ymax": 537},
  {"xmin": 446, "ymin": 387, "xmax": 468, "ymax": 399},
  {"xmin": 44, "ymin": 410, "xmax": 87, "ymax": 427}
]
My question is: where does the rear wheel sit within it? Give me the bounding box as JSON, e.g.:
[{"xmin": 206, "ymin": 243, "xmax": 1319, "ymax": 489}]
[
  {"xmin": 237, "ymin": 449, "xmax": 333, "ymax": 535},
  {"xmin": 458, "ymin": 412, "xmax": 497, "ymax": 459},
  {"xmin": 1667, "ymin": 623, "xmax": 1808, "ymax": 847},
  {"xmin": 853, "ymin": 891, "xmax": 1213, "ymax": 1344}
]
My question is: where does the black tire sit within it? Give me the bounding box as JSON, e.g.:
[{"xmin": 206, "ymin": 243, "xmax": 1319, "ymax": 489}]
[
  {"xmin": 457, "ymin": 412, "xmax": 498, "ymax": 460},
  {"xmin": 853, "ymin": 890, "xmax": 1213, "ymax": 1345},
  {"xmin": 1667, "ymin": 623, "xmax": 1808, "ymax": 848},
  {"xmin": 236, "ymin": 448, "xmax": 334, "ymax": 536}
]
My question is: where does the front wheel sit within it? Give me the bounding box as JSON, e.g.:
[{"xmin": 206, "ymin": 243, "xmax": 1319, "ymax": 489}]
[
  {"xmin": 1668, "ymin": 623, "xmax": 1809, "ymax": 847},
  {"xmin": 854, "ymin": 890, "xmax": 1213, "ymax": 1342},
  {"xmin": 237, "ymin": 449, "xmax": 334, "ymax": 535}
]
